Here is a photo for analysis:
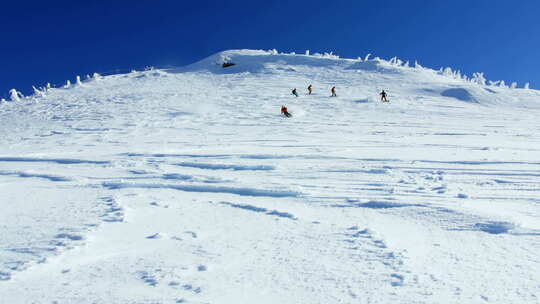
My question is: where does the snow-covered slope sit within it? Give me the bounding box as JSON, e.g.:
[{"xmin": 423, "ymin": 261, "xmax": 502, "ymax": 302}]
[{"xmin": 1, "ymin": 49, "xmax": 539, "ymax": 304}]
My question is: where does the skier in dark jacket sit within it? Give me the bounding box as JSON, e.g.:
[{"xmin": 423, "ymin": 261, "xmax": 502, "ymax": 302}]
[
  {"xmin": 308, "ymin": 84, "xmax": 313, "ymax": 95},
  {"xmin": 292, "ymin": 88, "xmax": 299, "ymax": 97},
  {"xmin": 281, "ymin": 105, "xmax": 292, "ymax": 117},
  {"xmin": 380, "ymin": 90, "xmax": 388, "ymax": 102},
  {"xmin": 331, "ymin": 86, "xmax": 337, "ymax": 97}
]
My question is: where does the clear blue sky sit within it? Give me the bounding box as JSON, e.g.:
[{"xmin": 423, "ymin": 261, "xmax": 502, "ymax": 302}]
[{"xmin": 1, "ymin": 0, "xmax": 539, "ymax": 97}]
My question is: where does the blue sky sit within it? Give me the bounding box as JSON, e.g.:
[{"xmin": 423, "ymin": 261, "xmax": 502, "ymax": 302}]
[{"xmin": 1, "ymin": 0, "xmax": 538, "ymax": 97}]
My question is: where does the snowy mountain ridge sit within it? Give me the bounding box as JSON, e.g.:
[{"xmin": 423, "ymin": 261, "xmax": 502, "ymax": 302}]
[
  {"xmin": 3, "ymin": 49, "xmax": 536, "ymax": 103},
  {"xmin": 0, "ymin": 49, "xmax": 539, "ymax": 304}
]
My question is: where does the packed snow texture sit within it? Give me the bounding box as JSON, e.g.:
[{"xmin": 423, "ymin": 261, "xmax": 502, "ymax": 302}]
[{"xmin": 1, "ymin": 49, "xmax": 539, "ymax": 303}]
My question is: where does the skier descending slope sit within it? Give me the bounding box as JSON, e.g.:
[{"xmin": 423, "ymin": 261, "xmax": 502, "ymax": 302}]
[
  {"xmin": 331, "ymin": 86, "xmax": 337, "ymax": 97},
  {"xmin": 292, "ymin": 88, "xmax": 299, "ymax": 97},
  {"xmin": 308, "ymin": 84, "xmax": 313, "ymax": 95},
  {"xmin": 380, "ymin": 90, "xmax": 389, "ymax": 102},
  {"xmin": 281, "ymin": 105, "xmax": 292, "ymax": 117}
]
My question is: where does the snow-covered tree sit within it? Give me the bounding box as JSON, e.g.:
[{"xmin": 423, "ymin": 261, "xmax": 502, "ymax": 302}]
[
  {"xmin": 9, "ymin": 89, "xmax": 22, "ymax": 101},
  {"xmin": 269, "ymin": 49, "xmax": 278, "ymax": 55},
  {"xmin": 323, "ymin": 52, "xmax": 339, "ymax": 59},
  {"xmin": 414, "ymin": 60, "xmax": 423, "ymax": 68},
  {"xmin": 472, "ymin": 72, "xmax": 486, "ymax": 85},
  {"xmin": 93, "ymin": 73, "xmax": 102, "ymax": 80},
  {"xmin": 33, "ymin": 86, "xmax": 45, "ymax": 97},
  {"xmin": 76, "ymin": 76, "xmax": 83, "ymax": 86},
  {"xmin": 443, "ymin": 67, "xmax": 453, "ymax": 76},
  {"xmin": 510, "ymin": 82, "xmax": 517, "ymax": 89},
  {"xmin": 64, "ymin": 80, "xmax": 71, "ymax": 88},
  {"xmin": 524, "ymin": 82, "xmax": 530, "ymax": 89},
  {"xmin": 305, "ymin": 50, "xmax": 310, "ymax": 56},
  {"xmin": 364, "ymin": 53, "xmax": 371, "ymax": 61},
  {"xmin": 498, "ymin": 80, "xmax": 507, "ymax": 88}
]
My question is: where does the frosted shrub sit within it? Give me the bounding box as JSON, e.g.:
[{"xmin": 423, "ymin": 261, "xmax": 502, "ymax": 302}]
[
  {"xmin": 9, "ymin": 89, "xmax": 22, "ymax": 101},
  {"xmin": 443, "ymin": 67, "xmax": 453, "ymax": 76},
  {"xmin": 218, "ymin": 55, "xmax": 232, "ymax": 65},
  {"xmin": 33, "ymin": 86, "xmax": 45, "ymax": 97},
  {"xmin": 322, "ymin": 52, "xmax": 339, "ymax": 59},
  {"xmin": 472, "ymin": 72, "xmax": 486, "ymax": 85}
]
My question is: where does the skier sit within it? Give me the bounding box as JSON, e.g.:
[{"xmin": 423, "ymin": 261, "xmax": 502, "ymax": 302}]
[
  {"xmin": 380, "ymin": 90, "xmax": 389, "ymax": 102},
  {"xmin": 292, "ymin": 88, "xmax": 299, "ymax": 97},
  {"xmin": 281, "ymin": 105, "xmax": 292, "ymax": 117},
  {"xmin": 308, "ymin": 84, "xmax": 313, "ymax": 95},
  {"xmin": 331, "ymin": 86, "xmax": 337, "ymax": 97}
]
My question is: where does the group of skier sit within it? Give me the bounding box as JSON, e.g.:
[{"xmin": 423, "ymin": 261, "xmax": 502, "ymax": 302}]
[{"xmin": 281, "ymin": 85, "xmax": 389, "ymax": 117}]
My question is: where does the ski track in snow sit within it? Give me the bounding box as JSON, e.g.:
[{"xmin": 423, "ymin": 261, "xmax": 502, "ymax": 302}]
[{"xmin": 1, "ymin": 49, "xmax": 539, "ymax": 303}]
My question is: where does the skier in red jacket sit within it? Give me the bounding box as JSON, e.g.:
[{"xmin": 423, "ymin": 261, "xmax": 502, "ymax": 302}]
[{"xmin": 281, "ymin": 105, "xmax": 292, "ymax": 117}]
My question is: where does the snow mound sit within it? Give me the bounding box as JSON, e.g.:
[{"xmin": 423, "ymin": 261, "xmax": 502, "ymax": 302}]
[{"xmin": 441, "ymin": 88, "xmax": 477, "ymax": 103}]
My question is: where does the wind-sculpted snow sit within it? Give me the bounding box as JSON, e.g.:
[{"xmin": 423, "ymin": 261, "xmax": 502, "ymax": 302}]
[
  {"xmin": 220, "ymin": 201, "xmax": 297, "ymax": 219},
  {"xmin": 0, "ymin": 157, "xmax": 110, "ymax": 165},
  {"xmin": 1, "ymin": 49, "xmax": 539, "ymax": 304},
  {"xmin": 0, "ymin": 170, "xmax": 72, "ymax": 182},
  {"xmin": 102, "ymin": 182, "xmax": 300, "ymax": 197},
  {"xmin": 175, "ymin": 162, "xmax": 275, "ymax": 171}
]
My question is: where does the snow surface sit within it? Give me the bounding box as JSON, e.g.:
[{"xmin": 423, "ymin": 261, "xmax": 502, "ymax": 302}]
[{"xmin": 1, "ymin": 49, "xmax": 540, "ymax": 303}]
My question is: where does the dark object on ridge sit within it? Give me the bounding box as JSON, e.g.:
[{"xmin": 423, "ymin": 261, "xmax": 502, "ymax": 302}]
[
  {"xmin": 292, "ymin": 88, "xmax": 299, "ymax": 97},
  {"xmin": 222, "ymin": 62, "xmax": 235, "ymax": 68}
]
